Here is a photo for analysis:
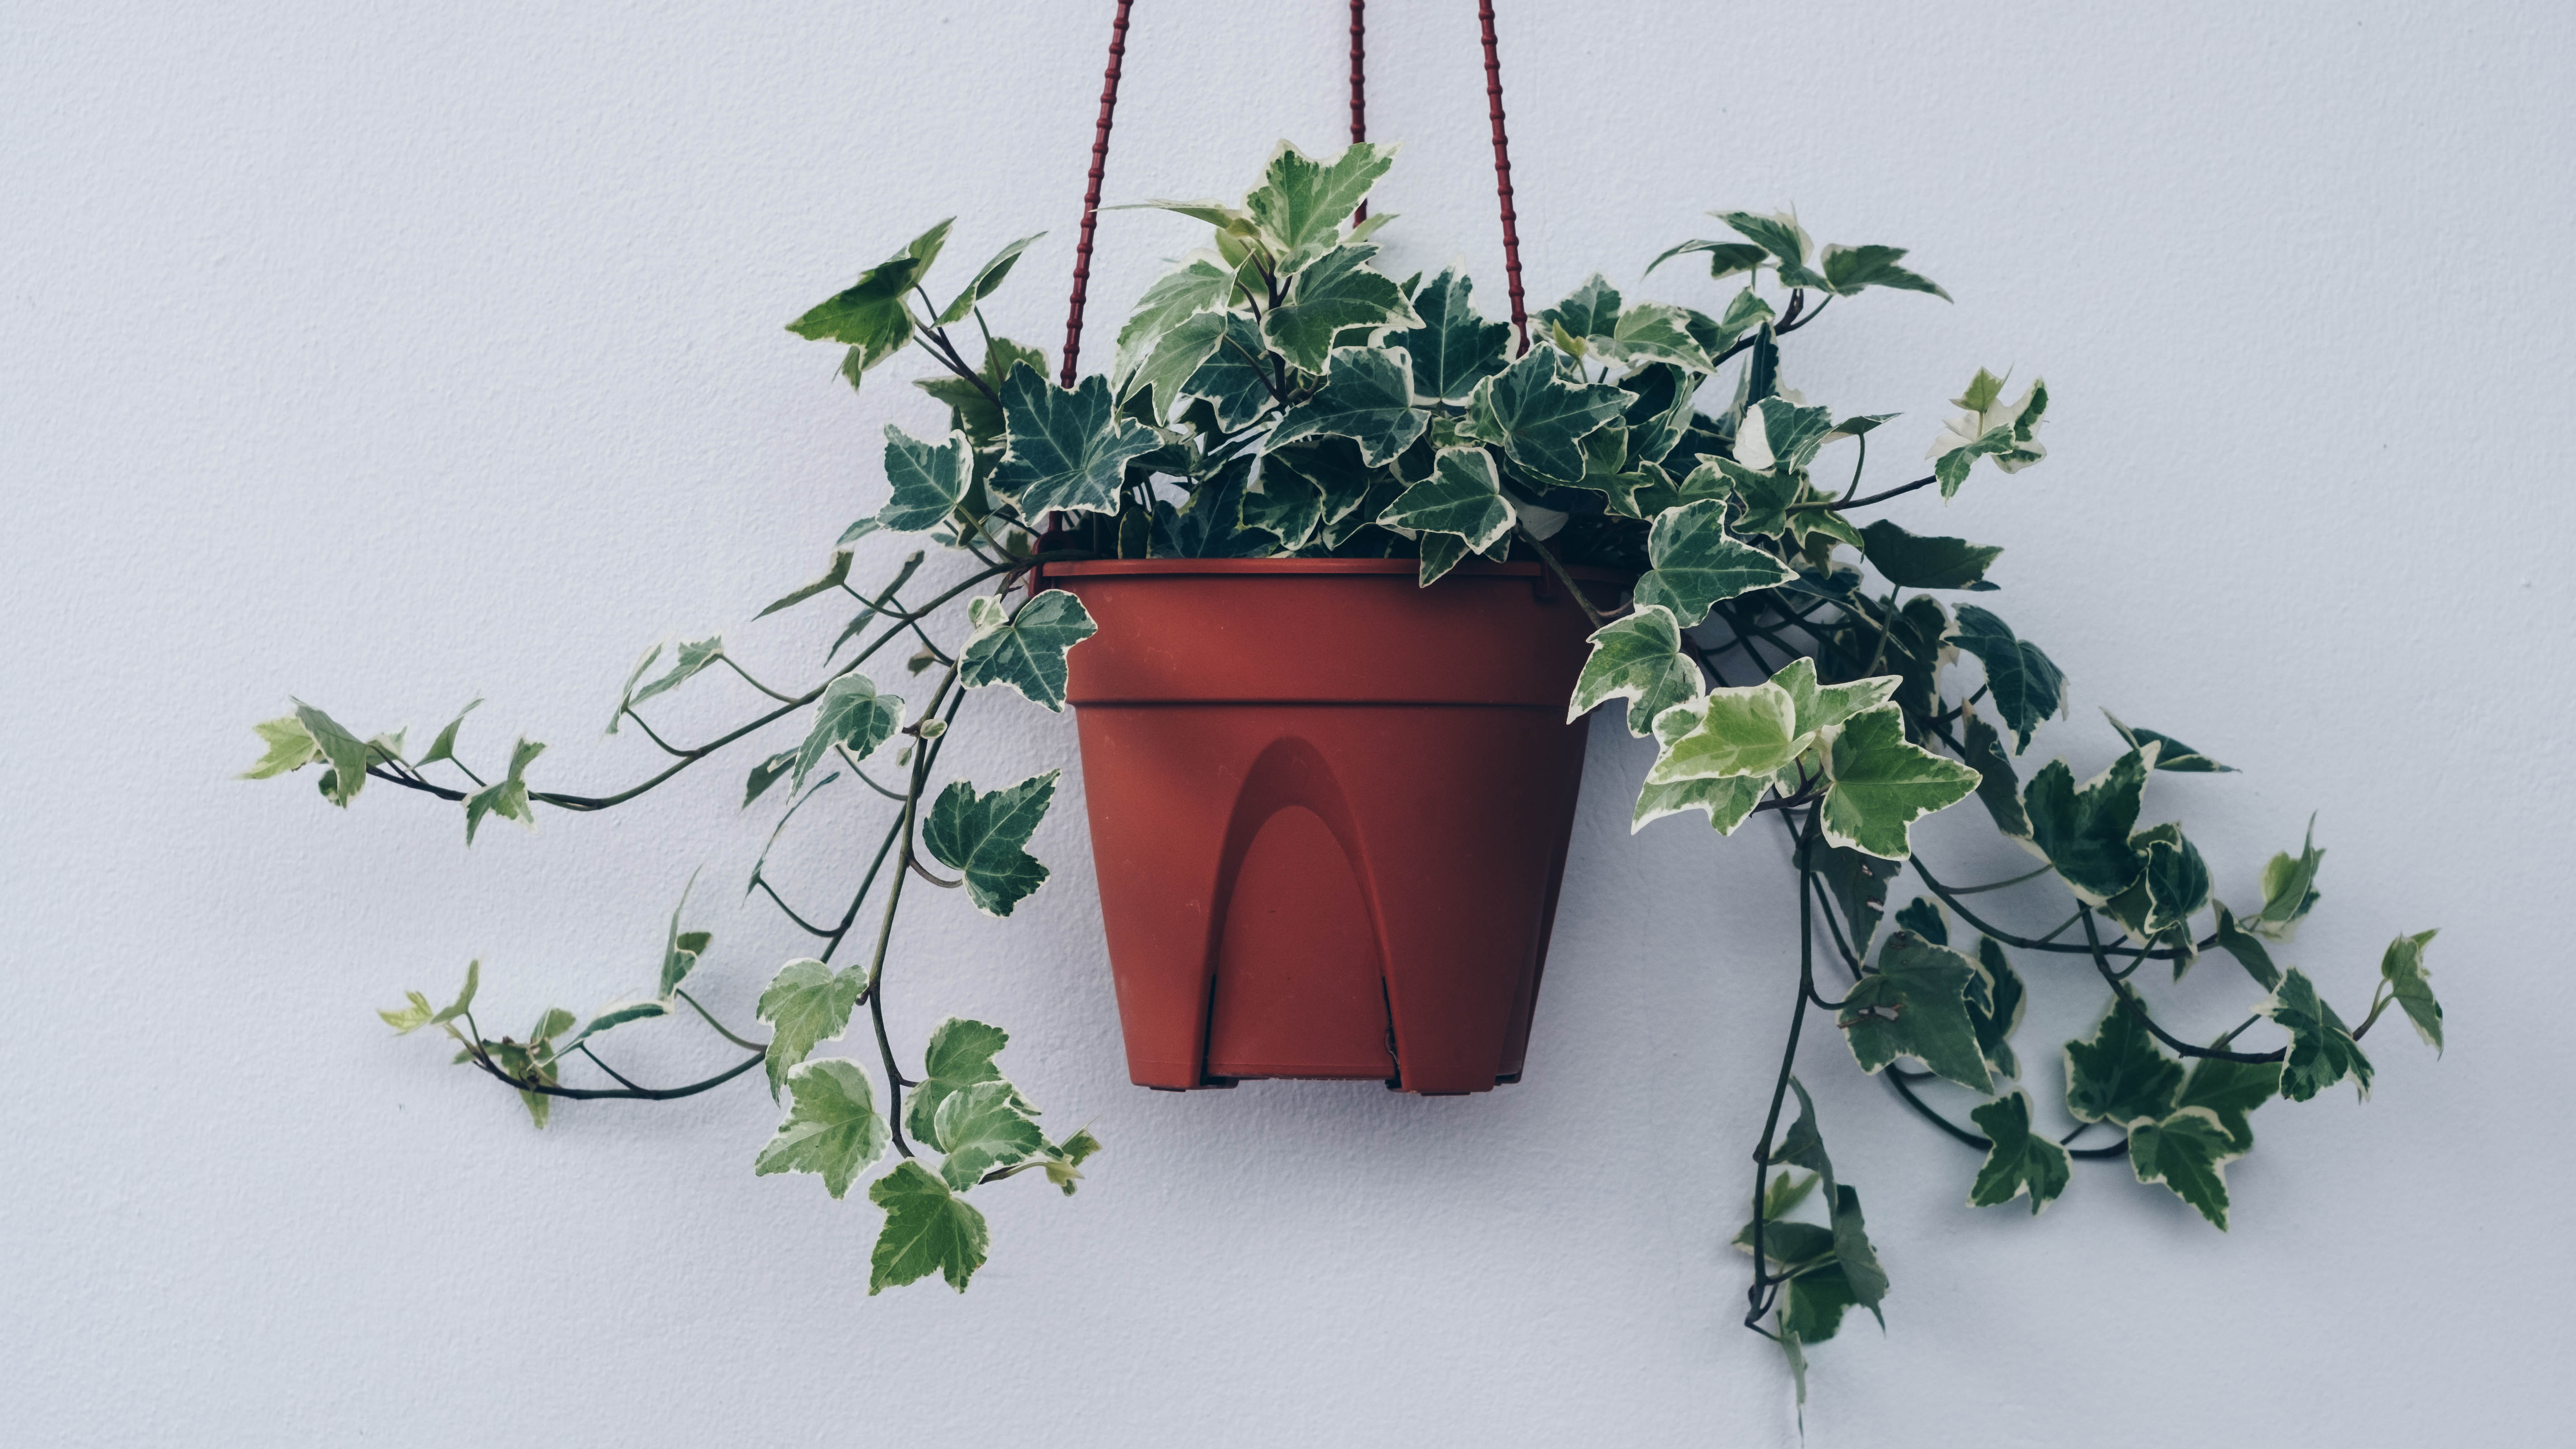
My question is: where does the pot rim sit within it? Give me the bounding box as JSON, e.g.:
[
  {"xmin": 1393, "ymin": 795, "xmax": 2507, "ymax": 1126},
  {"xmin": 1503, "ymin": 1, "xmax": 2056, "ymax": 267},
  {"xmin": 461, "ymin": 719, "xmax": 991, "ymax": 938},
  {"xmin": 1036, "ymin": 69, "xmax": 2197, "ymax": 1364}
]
[{"xmin": 1041, "ymin": 557, "xmax": 1628, "ymax": 582}]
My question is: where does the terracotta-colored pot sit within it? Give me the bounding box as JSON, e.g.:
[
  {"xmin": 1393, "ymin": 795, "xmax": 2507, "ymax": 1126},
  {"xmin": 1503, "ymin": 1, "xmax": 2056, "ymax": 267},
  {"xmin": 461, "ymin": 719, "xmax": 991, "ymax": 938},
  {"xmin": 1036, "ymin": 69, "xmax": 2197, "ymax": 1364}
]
[{"xmin": 1044, "ymin": 558, "xmax": 1602, "ymax": 1094}]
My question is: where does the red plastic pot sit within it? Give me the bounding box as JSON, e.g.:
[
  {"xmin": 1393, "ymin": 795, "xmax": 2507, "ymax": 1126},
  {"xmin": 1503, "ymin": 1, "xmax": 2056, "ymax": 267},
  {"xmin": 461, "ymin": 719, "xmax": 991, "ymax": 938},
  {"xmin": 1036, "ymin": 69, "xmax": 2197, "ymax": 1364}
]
[{"xmin": 1044, "ymin": 558, "xmax": 1603, "ymax": 1094}]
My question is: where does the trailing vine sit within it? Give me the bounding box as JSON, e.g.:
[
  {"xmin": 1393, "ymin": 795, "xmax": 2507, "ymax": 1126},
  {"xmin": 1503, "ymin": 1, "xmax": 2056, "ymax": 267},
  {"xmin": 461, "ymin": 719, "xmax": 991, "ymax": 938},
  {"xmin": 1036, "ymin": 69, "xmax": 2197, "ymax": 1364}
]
[{"xmin": 244, "ymin": 143, "xmax": 2444, "ymax": 1391}]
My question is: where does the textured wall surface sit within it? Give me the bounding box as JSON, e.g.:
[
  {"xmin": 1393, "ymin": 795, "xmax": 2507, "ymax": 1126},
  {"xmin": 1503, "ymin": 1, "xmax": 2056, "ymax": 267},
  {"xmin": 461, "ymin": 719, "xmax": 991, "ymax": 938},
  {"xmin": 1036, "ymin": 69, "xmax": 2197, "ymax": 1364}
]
[{"xmin": 6, "ymin": 3, "xmax": 2571, "ymax": 1444}]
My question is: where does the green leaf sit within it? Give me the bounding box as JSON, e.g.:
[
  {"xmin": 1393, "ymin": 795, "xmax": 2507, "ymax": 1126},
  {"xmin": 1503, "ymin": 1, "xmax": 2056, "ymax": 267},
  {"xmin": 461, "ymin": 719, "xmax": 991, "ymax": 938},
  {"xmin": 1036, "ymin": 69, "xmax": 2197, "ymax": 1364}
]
[
  {"xmin": 1967, "ymin": 1090, "xmax": 2070, "ymax": 1212},
  {"xmin": 293, "ymin": 701, "xmax": 372, "ymax": 807},
  {"xmin": 936, "ymin": 232, "xmax": 1042, "ymax": 325},
  {"xmin": 2253, "ymin": 817, "xmax": 2325, "ymax": 940},
  {"xmin": 378, "ymin": 991, "xmax": 434, "ymax": 1034},
  {"xmin": 1820, "ymin": 705, "xmax": 1978, "ymax": 860},
  {"xmin": 2142, "ymin": 828, "xmax": 2212, "ymax": 939},
  {"xmin": 744, "ymin": 748, "xmax": 797, "ymax": 809},
  {"xmin": 1535, "ymin": 272, "xmax": 1621, "ymax": 340},
  {"xmin": 1618, "ymin": 363, "xmax": 1699, "ymax": 466},
  {"xmin": 878, "ymin": 424, "xmax": 973, "ymax": 533},
  {"xmin": 994, "ymin": 365, "xmax": 1161, "ymax": 516},
  {"xmin": 1632, "ymin": 772, "xmax": 1768, "ymax": 835},
  {"xmin": 1770, "ymin": 656, "xmax": 1900, "ymax": 741},
  {"xmin": 1801, "ymin": 839, "xmax": 1900, "ymax": 958},
  {"xmin": 463, "ymin": 737, "xmax": 544, "ymax": 844},
  {"xmin": 1377, "ymin": 445, "xmax": 1515, "ymax": 554},
  {"xmin": 924, "ymin": 770, "xmax": 1059, "ymax": 918},
  {"xmin": 792, "ymin": 673, "xmax": 901, "ymax": 791},
  {"xmin": 1733, "ymin": 396, "xmax": 1835, "ymax": 475},
  {"xmin": 558, "ymin": 999, "xmax": 670, "ymax": 1054},
  {"xmin": 1766, "ymin": 1078, "xmax": 1887, "ymax": 1317},
  {"xmin": 2380, "ymin": 929, "xmax": 2443, "ymax": 1053},
  {"xmin": 786, "ymin": 253, "xmax": 922, "ymax": 347},
  {"xmin": 613, "ymin": 637, "xmax": 725, "ymax": 732},
  {"xmin": 1645, "ymin": 238, "xmax": 1769, "ymax": 281},
  {"xmin": 1112, "ymin": 255, "xmax": 1236, "ymax": 391},
  {"xmin": 2064, "ymin": 1004, "xmax": 2183, "ymax": 1126},
  {"xmin": 1962, "ymin": 939, "xmax": 2027, "ymax": 1081},
  {"xmin": 932, "ymin": 1080, "xmax": 1048, "ymax": 1190},
  {"xmin": 1951, "ymin": 605, "xmax": 2066, "ymax": 752},
  {"xmin": 1128, "ymin": 310, "xmax": 1231, "ymax": 424},
  {"xmin": 756, "ymin": 958, "xmax": 865, "ymax": 1098},
  {"xmin": 756, "ymin": 1058, "xmax": 890, "ymax": 1200},
  {"xmin": 1179, "ymin": 314, "xmax": 1279, "ymax": 430},
  {"xmin": 959, "ymin": 589, "xmax": 1097, "ymax": 712},
  {"xmin": 1896, "ymin": 896, "xmax": 1948, "ymax": 946},
  {"xmin": 1859, "ymin": 520, "xmax": 2002, "ymax": 591},
  {"xmin": 868, "ymin": 1159, "xmax": 989, "ymax": 1294},
  {"xmin": 1819, "ymin": 243, "xmax": 1950, "ymax": 301},
  {"xmin": 2104, "ymin": 710, "xmax": 2233, "ymax": 773},
  {"xmin": 1714, "ymin": 210, "xmax": 1824, "ymax": 289},
  {"xmin": 657, "ymin": 872, "xmax": 707, "ymax": 999},
  {"xmin": 755, "ymin": 548, "xmax": 853, "ymax": 619},
  {"xmin": 905, "ymin": 1017, "xmax": 1020, "ymax": 1150},
  {"xmin": 2264, "ymin": 968, "xmax": 2373, "ymax": 1102},
  {"xmin": 242, "ymin": 715, "xmax": 322, "ymax": 779},
  {"xmin": 1044, "ymin": 1128, "xmax": 1103, "ymax": 1195},
  {"xmin": 1960, "ymin": 712, "xmax": 2034, "ymax": 840},
  {"xmin": 2174, "ymin": 1056, "xmax": 2280, "ymax": 1153},
  {"xmin": 1568, "ymin": 605, "xmax": 1700, "ymax": 738},
  {"xmin": 1630, "ymin": 499, "xmax": 1798, "ymax": 628},
  {"xmin": 1647, "ymin": 679, "xmax": 1802, "ymax": 785},
  {"xmin": 917, "ymin": 336, "xmax": 1045, "ymax": 446},
  {"xmin": 1839, "ymin": 931, "xmax": 1994, "ymax": 1092},
  {"xmin": 1245, "ymin": 140, "xmax": 1395, "ymax": 261},
  {"xmin": 415, "ymin": 700, "xmax": 481, "ymax": 768},
  {"xmin": 1601, "ymin": 303, "xmax": 1711, "ymax": 372},
  {"xmin": 1461, "ymin": 344, "xmax": 1629, "ymax": 486},
  {"xmin": 1267, "ymin": 346, "xmax": 1428, "ymax": 466},
  {"xmin": 2023, "ymin": 748, "xmax": 2155, "ymax": 903},
  {"xmin": 1385, "ymin": 265, "xmax": 1509, "ymax": 402},
  {"xmin": 1927, "ymin": 371, "xmax": 2049, "ymax": 495},
  {"xmin": 1261, "ymin": 242, "xmax": 1416, "ymax": 374},
  {"xmin": 1257, "ymin": 439, "xmax": 1377, "ymax": 550},
  {"xmin": 2128, "ymin": 1109, "xmax": 2242, "ymax": 1229},
  {"xmin": 381, "ymin": 958, "xmax": 478, "ymax": 1035},
  {"xmin": 2211, "ymin": 900, "xmax": 2283, "ymax": 991}
]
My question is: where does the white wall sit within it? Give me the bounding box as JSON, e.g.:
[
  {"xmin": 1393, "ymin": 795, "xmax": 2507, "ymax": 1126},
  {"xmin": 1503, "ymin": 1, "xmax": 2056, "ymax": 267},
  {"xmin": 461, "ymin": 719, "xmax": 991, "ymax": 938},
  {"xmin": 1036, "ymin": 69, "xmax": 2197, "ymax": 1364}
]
[{"xmin": 6, "ymin": 2, "xmax": 2569, "ymax": 1444}]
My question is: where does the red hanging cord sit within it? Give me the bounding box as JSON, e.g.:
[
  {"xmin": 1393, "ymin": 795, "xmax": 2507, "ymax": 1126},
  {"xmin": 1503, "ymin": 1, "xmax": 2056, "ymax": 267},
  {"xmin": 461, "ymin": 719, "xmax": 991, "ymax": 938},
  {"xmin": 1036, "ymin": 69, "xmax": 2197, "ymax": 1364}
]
[
  {"xmin": 1060, "ymin": 0, "xmax": 1135, "ymax": 387},
  {"xmin": 1349, "ymin": 0, "xmax": 1368, "ymax": 222},
  {"xmin": 1477, "ymin": 0, "xmax": 1529, "ymax": 353}
]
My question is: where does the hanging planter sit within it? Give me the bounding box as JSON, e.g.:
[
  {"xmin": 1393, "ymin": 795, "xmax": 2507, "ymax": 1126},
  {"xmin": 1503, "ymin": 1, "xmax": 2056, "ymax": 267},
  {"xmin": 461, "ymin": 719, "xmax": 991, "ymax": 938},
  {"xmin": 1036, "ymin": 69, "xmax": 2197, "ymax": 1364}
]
[
  {"xmin": 1047, "ymin": 557, "xmax": 1606, "ymax": 1092},
  {"xmin": 238, "ymin": 0, "xmax": 2449, "ymax": 1404}
]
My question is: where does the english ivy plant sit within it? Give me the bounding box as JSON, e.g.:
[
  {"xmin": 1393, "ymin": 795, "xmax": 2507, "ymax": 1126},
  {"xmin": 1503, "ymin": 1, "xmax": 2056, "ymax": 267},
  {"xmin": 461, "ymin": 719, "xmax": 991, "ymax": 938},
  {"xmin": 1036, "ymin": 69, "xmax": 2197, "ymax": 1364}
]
[{"xmin": 248, "ymin": 142, "xmax": 2444, "ymax": 1388}]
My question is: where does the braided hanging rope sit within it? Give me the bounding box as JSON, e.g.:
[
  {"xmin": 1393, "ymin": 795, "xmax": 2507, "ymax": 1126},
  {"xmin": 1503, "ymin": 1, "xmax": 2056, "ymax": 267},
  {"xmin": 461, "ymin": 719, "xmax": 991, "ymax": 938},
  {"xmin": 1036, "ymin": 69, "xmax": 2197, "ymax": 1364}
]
[
  {"xmin": 1059, "ymin": 0, "xmax": 1135, "ymax": 387},
  {"xmin": 1349, "ymin": 0, "xmax": 1369, "ymax": 222},
  {"xmin": 1477, "ymin": 0, "xmax": 1529, "ymax": 353}
]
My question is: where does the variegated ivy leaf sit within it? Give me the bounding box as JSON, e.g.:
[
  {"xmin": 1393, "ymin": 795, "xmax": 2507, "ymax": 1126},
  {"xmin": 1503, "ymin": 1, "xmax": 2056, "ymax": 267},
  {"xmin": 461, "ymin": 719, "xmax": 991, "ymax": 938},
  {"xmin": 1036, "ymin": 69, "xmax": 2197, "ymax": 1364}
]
[
  {"xmin": 1818, "ymin": 243, "xmax": 1950, "ymax": 301},
  {"xmin": 787, "ymin": 250, "xmax": 921, "ymax": 387},
  {"xmin": 2128, "ymin": 1108, "xmax": 2242, "ymax": 1229},
  {"xmin": 2104, "ymin": 710, "xmax": 2234, "ymax": 773},
  {"xmin": 932, "ymin": 1080, "xmax": 1048, "ymax": 1191},
  {"xmin": 1951, "ymin": 604, "xmax": 2066, "ymax": 753},
  {"xmin": 2022, "ymin": 746, "xmax": 2156, "ymax": 903},
  {"xmin": 1385, "ymin": 266, "xmax": 1510, "ymax": 402},
  {"xmin": 1619, "ymin": 363, "xmax": 1699, "ymax": 467},
  {"xmin": 904, "ymin": 1017, "xmax": 1024, "ymax": 1150},
  {"xmin": 2211, "ymin": 900, "xmax": 2283, "ymax": 991},
  {"xmin": 868, "ymin": 1159, "xmax": 989, "ymax": 1295},
  {"xmin": 1129, "ymin": 310, "xmax": 1231, "ymax": 424},
  {"xmin": 878, "ymin": 424, "xmax": 973, "ymax": 533},
  {"xmin": 1955, "ymin": 713, "xmax": 2032, "ymax": 842},
  {"xmin": 291, "ymin": 701, "xmax": 373, "ymax": 807},
  {"xmin": 1967, "ymin": 936, "xmax": 2026, "ymax": 1079},
  {"xmin": 2252, "ymin": 817, "xmax": 2325, "ymax": 940},
  {"xmin": 1150, "ymin": 456, "xmax": 1272, "ymax": 560},
  {"xmin": 755, "ymin": 1057, "xmax": 890, "ymax": 1200},
  {"xmin": 1568, "ymin": 605, "xmax": 1700, "ymax": 738},
  {"xmin": 1966, "ymin": 1090, "xmax": 2069, "ymax": 1213},
  {"xmin": 994, "ymin": 365, "xmax": 1160, "ymax": 516},
  {"xmin": 1769, "ymin": 658, "xmax": 1900, "ymax": 743},
  {"xmin": 959, "ymin": 590, "xmax": 1097, "ymax": 711},
  {"xmin": 463, "ymin": 738, "xmax": 545, "ymax": 844},
  {"xmin": 1734, "ymin": 396, "xmax": 1835, "ymax": 474},
  {"xmin": 756, "ymin": 958, "xmax": 865, "ymax": 1098},
  {"xmin": 1645, "ymin": 237, "xmax": 1770, "ymax": 281},
  {"xmin": 2141, "ymin": 827, "xmax": 2212, "ymax": 938},
  {"xmin": 380, "ymin": 958, "xmax": 479, "ymax": 1035},
  {"xmin": 1240, "ymin": 457, "xmax": 1325, "ymax": 551},
  {"xmin": 1724, "ymin": 457, "xmax": 1799, "ymax": 539},
  {"xmin": 557, "ymin": 999, "xmax": 670, "ymax": 1055},
  {"xmin": 792, "ymin": 673, "xmax": 901, "ymax": 791},
  {"xmin": 918, "ymin": 335, "xmax": 1045, "ymax": 448},
  {"xmin": 1245, "ymin": 140, "xmax": 1396, "ymax": 264},
  {"xmin": 1713, "ymin": 209, "xmax": 1826, "ymax": 289},
  {"xmin": 1630, "ymin": 499, "xmax": 1798, "ymax": 627},
  {"xmin": 1536, "ymin": 273, "xmax": 1622, "ymax": 342},
  {"xmin": 2264, "ymin": 968, "xmax": 2373, "ymax": 1102},
  {"xmin": 1461, "ymin": 344, "xmax": 1629, "ymax": 486},
  {"xmin": 1927, "ymin": 369, "xmax": 2049, "ymax": 496},
  {"xmin": 1858, "ymin": 520, "xmax": 2002, "ymax": 591},
  {"xmin": 924, "ymin": 770, "xmax": 1059, "ymax": 919},
  {"xmin": 2064, "ymin": 1005, "xmax": 2182, "ymax": 1126},
  {"xmin": 1256, "ymin": 440, "xmax": 1376, "ymax": 550},
  {"xmin": 1044, "ymin": 1128, "xmax": 1104, "ymax": 1196},
  {"xmin": 1265, "ymin": 346, "xmax": 1428, "ymax": 465},
  {"xmin": 1649, "ymin": 680, "xmax": 1803, "ymax": 786},
  {"xmin": 2380, "ymin": 929, "xmax": 2443, "ymax": 1053},
  {"xmin": 1180, "ymin": 315, "xmax": 1280, "ymax": 430},
  {"xmin": 416, "ymin": 699, "xmax": 481, "ymax": 768},
  {"xmin": 1111, "ymin": 254, "xmax": 1236, "ymax": 391},
  {"xmin": 1413, "ymin": 532, "xmax": 1471, "ymax": 586},
  {"xmin": 1767, "ymin": 1078, "xmax": 1888, "ymax": 1318},
  {"xmin": 608, "ymin": 637, "xmax": 724, "ymax": 734},
  {"xmin": 1261, "ymin": 242, "xmax": 1417, "ymax": 373},
  {"xmin": 1800, "ymin": 837, "xmax": 1900, "ymax": 958},
  {"xmin": 241, "ymin": 715, "xmax": 322, "ymax": 780},
  {"xmin": 2176, "ymin": 1056, "xmax": 2280, "ymax": 1153},
  {"xmin": 1631, "ymin": 774, "xmax": 1768, "ymax": 835},
  {"xmin": 1820, "ymin": 705, "xmax": 1979, "ymax": 860},
  {"xmin": 1601, "ymin": 303, "xmax": 1712, "ymax": 372},
  {"xmin": 756, "ymin": 548, "xmax": 853, "ymax": 619},
  {"xmin": 1839, "ymin": 931, "xmax": 1994, "ymax": 1093},
  {"xmin": 935, "ymin": 232, "xmax": 1042, "ymax": 325},
  {"xmin": 1378, "ymin": 446, "xmax": 1514, "ymax": 555}
]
